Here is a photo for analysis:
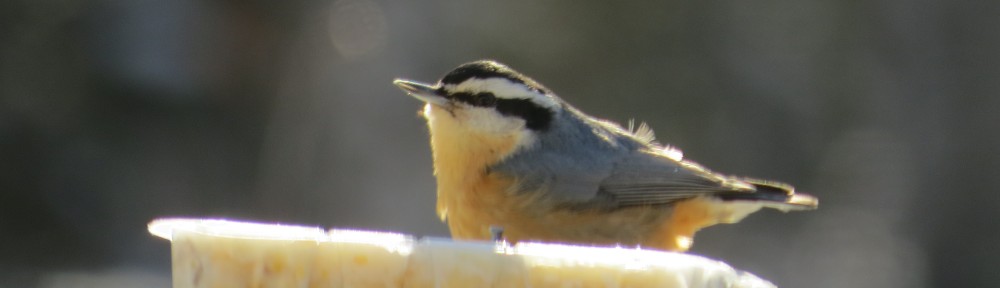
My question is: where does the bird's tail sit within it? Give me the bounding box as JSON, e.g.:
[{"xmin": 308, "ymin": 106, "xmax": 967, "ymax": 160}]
[{"xmin": 715, "ymin": 179, "xmax": 818, "ymax": 212}]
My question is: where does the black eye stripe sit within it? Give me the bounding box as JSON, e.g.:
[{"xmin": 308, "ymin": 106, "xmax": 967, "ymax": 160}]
[
  {"xmin": 495, "ymin": 98, "xmax": 553, "ymax": 131},
  {"xmin": 446, "ymin": 91, "xmax": 553, "ymax": 131},
  {"xmin": 450, "ymin": 92, "xmax": 497, "ymax": 107}
]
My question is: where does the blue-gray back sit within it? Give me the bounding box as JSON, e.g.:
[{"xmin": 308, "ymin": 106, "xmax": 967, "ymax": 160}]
[{"xmin": 490, "ymin": 105, "xmax": 751, "ymax": 209}]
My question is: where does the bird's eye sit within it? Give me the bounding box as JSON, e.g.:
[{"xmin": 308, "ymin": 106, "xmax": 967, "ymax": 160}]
[
  {"xmin": 450, "ymin": 92, "xmax": 497, "ymax": 107},
  {"xmin": 476, "ymin": 92, "xmax": 497, "ymax": 106}
]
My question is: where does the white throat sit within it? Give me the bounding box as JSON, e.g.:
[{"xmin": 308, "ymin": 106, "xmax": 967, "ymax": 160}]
[{"xmin": 422, "ymin": 104, "xmax": 537, "ymax": 160}]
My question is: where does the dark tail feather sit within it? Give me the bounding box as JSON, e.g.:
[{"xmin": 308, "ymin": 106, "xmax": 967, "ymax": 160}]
[{"xmin": 715, "ymin": 179, "xmax": 818, "ymax": 211}]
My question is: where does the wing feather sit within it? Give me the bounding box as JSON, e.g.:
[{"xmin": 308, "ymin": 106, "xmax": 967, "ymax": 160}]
[
  {"xmin": 491, "ymin": 113, "xmax": 775, "ymax": 209},
  {"xmin": 597, "ymin": 149, "xmax": 755, "ymax": 207}
]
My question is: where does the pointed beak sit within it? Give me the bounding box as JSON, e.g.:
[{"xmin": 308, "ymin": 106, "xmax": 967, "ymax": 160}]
[{"xmin": 393, "ymin": 79, "xmax": 449, "ymax": 106}]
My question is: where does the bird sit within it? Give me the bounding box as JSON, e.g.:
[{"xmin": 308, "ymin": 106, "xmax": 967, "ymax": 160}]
[{"xmin": 393, "ymin": 60, "xmax": 817, "ymax": 251}]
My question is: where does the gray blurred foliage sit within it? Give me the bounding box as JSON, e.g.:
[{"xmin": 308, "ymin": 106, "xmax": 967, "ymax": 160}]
[{"xmin": 2, "ymin": 0, "xmax": 998, "ymax": 287}]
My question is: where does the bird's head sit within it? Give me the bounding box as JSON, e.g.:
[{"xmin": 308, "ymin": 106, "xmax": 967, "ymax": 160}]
[{"xmin": 394, "ymin": 60, "xmax": 562, "ymax": 138}]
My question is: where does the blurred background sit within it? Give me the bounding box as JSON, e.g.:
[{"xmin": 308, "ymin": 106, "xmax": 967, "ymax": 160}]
[{"xmin": 2, "ymin": 0, "xmax": 997, "ymax": 287}]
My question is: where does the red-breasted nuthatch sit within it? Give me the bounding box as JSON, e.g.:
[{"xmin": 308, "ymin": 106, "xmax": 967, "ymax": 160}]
[{"xmin": 393, "ymin": 60, "xmax": 817, "ymax": 251}]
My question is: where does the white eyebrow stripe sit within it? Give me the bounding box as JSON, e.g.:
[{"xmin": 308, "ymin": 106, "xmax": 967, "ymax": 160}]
[{"xmin": 442, "ymin": 78, "xmax": 559, "ymax": 109}]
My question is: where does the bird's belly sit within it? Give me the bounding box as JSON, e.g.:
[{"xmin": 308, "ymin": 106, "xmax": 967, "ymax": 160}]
[{"xmin": 443, "ymin": 173, "xmax": 679, "ymax": 250}]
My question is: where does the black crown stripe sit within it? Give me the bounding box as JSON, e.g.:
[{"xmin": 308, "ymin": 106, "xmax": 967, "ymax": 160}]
[
  {"xmin": 439, "ymin": 61, "xmax": 548, "ymax": 94},
  {"xmin": 440, "ymin": 61, "xmax": 525, "ymax": 86}
]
